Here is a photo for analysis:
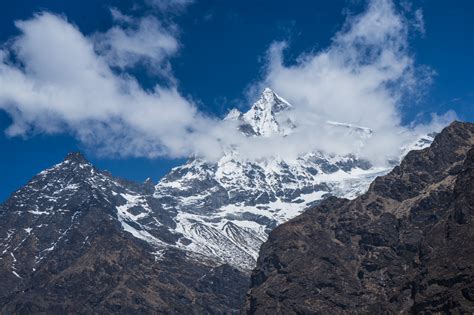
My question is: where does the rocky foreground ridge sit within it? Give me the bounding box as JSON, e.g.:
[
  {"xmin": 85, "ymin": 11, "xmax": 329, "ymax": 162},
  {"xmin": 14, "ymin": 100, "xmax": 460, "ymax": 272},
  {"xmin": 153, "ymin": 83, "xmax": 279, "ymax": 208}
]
[{"xmin": 244, "ymin": 121, "xmax": 474, "ymax": 314}]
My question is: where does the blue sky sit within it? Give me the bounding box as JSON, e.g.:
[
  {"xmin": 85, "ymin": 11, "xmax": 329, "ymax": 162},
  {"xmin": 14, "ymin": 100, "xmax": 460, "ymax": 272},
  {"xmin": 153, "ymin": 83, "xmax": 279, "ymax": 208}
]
[{"xmin": 0, "ymin": 0, "xmax": 473, "ymax": 202}]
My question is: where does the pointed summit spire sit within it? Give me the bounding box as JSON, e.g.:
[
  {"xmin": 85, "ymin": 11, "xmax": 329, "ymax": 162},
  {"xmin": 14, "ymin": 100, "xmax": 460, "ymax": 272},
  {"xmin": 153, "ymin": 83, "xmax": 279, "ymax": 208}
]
[
  {"xmin": 222, "ymin": 88, "xmax": 295, "ymax": 137},
  {"xmin": 252, "ymin": 87, "xmax": 292, "ymax": 113},
  {"xmin": 261, "ymin": 87, "xmax": 275, "ymax": 98},
  {"xmin": 63, "ymin": 152, "xmax": 89, "ymax": 165}
]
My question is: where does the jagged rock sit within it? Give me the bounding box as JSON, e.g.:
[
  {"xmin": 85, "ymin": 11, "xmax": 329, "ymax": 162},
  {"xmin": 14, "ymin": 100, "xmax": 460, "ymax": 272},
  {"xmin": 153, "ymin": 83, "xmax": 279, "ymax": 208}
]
[
  {"xmin": 0, "ymin": 153, "xmax": 248, "ymax": 313},
  {"xmin": 244, "ymin": 121, "xmax": 474, "ymax": 314}
]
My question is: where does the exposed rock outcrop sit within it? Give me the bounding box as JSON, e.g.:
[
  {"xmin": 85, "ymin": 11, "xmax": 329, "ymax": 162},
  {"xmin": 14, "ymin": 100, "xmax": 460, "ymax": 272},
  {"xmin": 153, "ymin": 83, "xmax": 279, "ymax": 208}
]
[
  {"xmin": 0, "ymin": 153, "xmax": 248, "ymax": 314},
  {"xmin": 244, "ymin": 121, "xmax": 474, "ymax": 314}
]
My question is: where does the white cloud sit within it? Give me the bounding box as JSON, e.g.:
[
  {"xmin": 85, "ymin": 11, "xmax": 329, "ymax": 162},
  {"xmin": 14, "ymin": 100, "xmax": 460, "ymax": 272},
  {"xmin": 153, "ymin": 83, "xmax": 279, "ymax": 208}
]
[
  {"xmin": 246, "ymin": 0, "xmax": 455, "ymax": 164},
  {"xmin": 0, "ymin": 0, "xmax": 456, "ymax": 165},
  {"xmin": 94, "ymin": 10, "xmax": 179, "ymax": 73},
  {"xmin": 0, "ymin": 12, "xmax": 218, "ymax": 158}
]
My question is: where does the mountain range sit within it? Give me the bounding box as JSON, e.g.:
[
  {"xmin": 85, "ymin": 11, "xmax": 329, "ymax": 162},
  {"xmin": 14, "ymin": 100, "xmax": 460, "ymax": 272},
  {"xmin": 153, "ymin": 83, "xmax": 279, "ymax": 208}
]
[{"xmin": 0, "ymin": 89, "xmax": 442, "ymax": 313}]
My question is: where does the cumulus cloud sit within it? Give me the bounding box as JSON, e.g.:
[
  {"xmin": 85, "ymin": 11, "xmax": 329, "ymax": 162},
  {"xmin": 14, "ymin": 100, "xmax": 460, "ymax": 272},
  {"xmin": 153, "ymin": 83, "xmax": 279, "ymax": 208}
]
[
  {"xmin": 246, "ymin": 0, "xmax": 455, "ymax": 163},
  {"xmin": 94, "ymin": 10, "xmax": 179, "ymax": 73},
  {"xmin": 0, "ymin": 0, "xmax": 456, "ymax": 165},
  {"xmin": 0, "ymin": 12, "xmax": 219, "ymax": 158}
]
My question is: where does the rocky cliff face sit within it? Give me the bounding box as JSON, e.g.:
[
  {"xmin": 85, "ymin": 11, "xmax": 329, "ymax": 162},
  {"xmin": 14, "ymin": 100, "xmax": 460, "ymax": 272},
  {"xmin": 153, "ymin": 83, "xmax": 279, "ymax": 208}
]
[{"xmin": 244, "ymin": 121, "xmax": 474, "ymax": 314}]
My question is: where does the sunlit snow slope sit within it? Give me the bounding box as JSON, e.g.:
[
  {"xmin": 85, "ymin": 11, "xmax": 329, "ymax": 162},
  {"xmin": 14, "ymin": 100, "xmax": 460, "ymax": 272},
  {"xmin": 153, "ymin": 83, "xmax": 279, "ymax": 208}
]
[
  {"xmin": 0, "ymin": 88, "xmax": 435, "ymax": 272},
  {"xmin": 139, "ymin": 88, "xmax": 434, "ymax": 269}
]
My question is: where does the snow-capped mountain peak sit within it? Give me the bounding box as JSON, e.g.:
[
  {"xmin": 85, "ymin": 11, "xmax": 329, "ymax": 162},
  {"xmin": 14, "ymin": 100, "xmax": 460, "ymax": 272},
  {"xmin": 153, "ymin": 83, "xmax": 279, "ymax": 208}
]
[
  {"xmin": 224, "ymin": 108, "xmax": 243, "ymax": 121},
  {"xmin": 0, "ymin": 88, "xmax": 436, "ymax": 274},
  {"xmin": 226, "ymin": 87, "xmax": 295, "ymax": 137},
  {"xmin": 226, "ymin": 88, "xmax": 378, "ymax": 140},
  {"xmin": 63, "ymin": 151, "xmax": 90, "ymax": 164},
  {"xmin": 250, "ymin": 87, "xmax": 292, "ymax": 113}
]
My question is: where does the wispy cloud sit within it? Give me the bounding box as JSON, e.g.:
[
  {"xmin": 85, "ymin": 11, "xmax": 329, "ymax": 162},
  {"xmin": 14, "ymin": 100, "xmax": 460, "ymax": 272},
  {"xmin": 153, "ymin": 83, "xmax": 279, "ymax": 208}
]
[
  {"xmin": 146, "ymin": 0, "xmax": 194, "ymax": 12},
  {"xmin": 0, "ymin": 0, "xmax": 455, "ymax": 165},
  {"xmin": 94, "ymin": 9, "xmax": 179, "ymax": 74},
  {"xmin": 413, "ymin": 8, "xmax": 426, "ymax": 35}
]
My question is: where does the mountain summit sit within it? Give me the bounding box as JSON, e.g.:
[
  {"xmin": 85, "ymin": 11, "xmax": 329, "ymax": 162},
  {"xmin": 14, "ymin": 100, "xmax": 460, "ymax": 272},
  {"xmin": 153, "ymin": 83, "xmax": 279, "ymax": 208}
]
[
  {"xmin": 225, "ymin": 88, "xmax": 295, "ymax": 137},
  {"xmin": 63, "ymin": 151, "xmax": 90, "ymax": 164}
]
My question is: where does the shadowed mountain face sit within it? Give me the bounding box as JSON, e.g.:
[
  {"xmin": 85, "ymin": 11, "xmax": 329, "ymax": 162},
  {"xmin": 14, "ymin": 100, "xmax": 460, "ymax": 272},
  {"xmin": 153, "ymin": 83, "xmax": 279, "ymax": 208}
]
[
  {"xmin": 0, "ymin": 153, "xmax": 248, "ymax": 314},
  {"xmin": 244, "ymin": 121, "xmax": 474, "ymax": 314}
]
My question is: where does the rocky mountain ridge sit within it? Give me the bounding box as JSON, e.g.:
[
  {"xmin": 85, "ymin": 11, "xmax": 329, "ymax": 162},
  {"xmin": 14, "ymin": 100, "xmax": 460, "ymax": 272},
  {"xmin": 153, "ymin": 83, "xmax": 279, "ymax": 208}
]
[
  {"xmin": 0, "ymin": 88, "xmax": 436, "ymax": 312},
  {"xmin": 149, "ymin": 88, "xmax": 433, "ymax": 270},
  {"xmin": 0, "ymin": 152, "xmax": 249, "ymax": 313},
  {"xmin": 244, "ymin": 121, "xmax": 474, "ymax": 314}
]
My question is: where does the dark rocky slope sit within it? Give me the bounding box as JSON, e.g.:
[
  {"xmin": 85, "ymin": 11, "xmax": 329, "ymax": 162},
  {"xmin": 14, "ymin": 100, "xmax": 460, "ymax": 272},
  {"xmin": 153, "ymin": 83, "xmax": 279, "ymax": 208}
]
[
  {"xmin": 0, "ymin": 153, "xmax": 248, "ymax": 314},
  {"xmin": 244, "ymin": 121, "xmax": 474, "ymax": 314}
]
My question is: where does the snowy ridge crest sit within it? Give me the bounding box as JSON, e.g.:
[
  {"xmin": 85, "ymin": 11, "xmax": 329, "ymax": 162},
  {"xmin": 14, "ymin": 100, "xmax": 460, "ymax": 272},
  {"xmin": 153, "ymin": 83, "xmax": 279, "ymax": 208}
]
[
  {"xmin": 225, "ymin": 88, "xmax": 295, "ymax": 137},
  {"xmin": 0, "ymin": 89, "xmax": 436, "ymax": 272}
]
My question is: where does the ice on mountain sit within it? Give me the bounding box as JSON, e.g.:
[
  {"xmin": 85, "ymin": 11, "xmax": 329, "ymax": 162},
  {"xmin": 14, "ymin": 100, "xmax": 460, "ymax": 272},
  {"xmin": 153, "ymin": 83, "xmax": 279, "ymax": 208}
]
[
  {"xmin": 0, "ymin": 87, "xmax": 435, "ymax": 272},
  {"xmin": 224, "ymin": 88, "xmax": 295, "ymax": 137}
]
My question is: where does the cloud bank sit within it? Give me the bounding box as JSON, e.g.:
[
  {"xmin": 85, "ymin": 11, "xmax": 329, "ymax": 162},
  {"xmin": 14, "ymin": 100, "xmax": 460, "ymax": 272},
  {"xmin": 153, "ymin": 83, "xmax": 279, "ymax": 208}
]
[
  {"xmin": 0, "ymin": 0, "xmax": 455, "ymax": 165},
  {"xmin": 242, "ymin": 0, "xmax": 454, "ymax": 163},
  {"xmin": 0, "ymin": 11, "xmax": 221, "ymax": 158}
]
